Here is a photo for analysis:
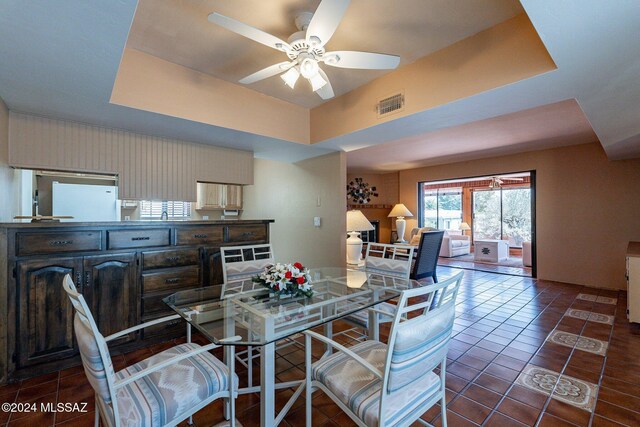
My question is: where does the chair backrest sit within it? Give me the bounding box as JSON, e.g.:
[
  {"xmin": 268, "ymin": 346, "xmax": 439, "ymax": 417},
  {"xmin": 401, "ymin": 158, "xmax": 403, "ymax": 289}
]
[
  {"xmin": 364, "ymin": 243, "xmax": 415, "ymax": 279},
  {"xmin": 382, "ymin": 271, "xmax": 463, "ymax": 394},
  {"xmin": 411, "ymin": 231, "xmax": 445, "ymax": 280},
  {"xmin": 62, "ymin": 275, "xmax": 118, "ymax": 421},
  {"xmin": 220, "ymin": 244, "xmax": 275, "ymax": 283}
]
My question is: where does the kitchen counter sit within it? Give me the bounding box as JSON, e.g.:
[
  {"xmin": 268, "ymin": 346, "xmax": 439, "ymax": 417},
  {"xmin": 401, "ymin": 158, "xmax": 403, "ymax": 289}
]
[{"xmin": 0, "ymin": 219, "xmax": 274, "ymax": 228}]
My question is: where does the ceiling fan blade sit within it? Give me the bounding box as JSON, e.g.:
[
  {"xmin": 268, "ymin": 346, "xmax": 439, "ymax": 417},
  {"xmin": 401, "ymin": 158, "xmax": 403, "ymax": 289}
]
[
  {"xmin": 239, "ymin": 62, "xmax": 292, "ymax": 84},
  {"xmin": 315, "ymin": 68, "xmax": 334, "ymax": 99},
  {"xmin": 208, "ymin": 12, "xmax": 292, "ymax": 52},
  {"xmin": 306, "ymin": 0, "xmax": 350, "ymax": 47},
  {"xmin": 323, "ymin": 51, "xmax": 400, "ymax": 69}
]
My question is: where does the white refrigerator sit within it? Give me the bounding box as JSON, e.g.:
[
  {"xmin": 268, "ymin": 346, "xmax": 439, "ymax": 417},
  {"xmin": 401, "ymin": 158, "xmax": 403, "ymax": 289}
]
[{"xmin": 52, "ymin": 182, "xmax": 120, "ymax": 222}]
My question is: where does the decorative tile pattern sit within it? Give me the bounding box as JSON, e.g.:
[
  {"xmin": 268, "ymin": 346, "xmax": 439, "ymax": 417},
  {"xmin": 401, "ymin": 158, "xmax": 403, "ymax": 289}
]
[
  {"xmin": 575, "ymin": 294, "xmax": 617, "ymax": 305},
  {"xmin": 546, "ymin": 330, "xmax": 608, "ymax": 356},
  {"xmin": 595, "ymin": 296, "xmax": 617, "ymax": 305},
  {"xmin": 516, "ymin": 365, "xmax": 598, "ymax": 411},
  {"xmin": 565, "ymin": 308, "xmax": 614, "ymax": 325}
]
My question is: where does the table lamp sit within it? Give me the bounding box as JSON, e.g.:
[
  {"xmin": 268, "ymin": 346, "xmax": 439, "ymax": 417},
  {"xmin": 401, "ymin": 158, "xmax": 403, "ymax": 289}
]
[
  {"xmin": 346, "ymin": 210, "xmax": 374, "ymax": 265},
  {"xmin": 460, "ymin": 222, "xmax": 471, "ymax": 235},
  {"xmin": 388, "ymin": 203, "xmax": 413, "ymax": 243}
]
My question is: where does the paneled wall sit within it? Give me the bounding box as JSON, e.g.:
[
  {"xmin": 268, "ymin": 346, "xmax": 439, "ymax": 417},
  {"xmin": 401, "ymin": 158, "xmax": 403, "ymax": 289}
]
[{"xmin": 8, "ymin": 113, "xmax": 253, "ymax": 201}]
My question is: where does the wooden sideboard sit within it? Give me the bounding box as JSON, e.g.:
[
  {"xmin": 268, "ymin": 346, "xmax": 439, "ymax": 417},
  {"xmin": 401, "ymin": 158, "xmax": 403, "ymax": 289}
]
[{"xmin": 0, "ymin": 219, "xmax": 273, "ymax": 383}]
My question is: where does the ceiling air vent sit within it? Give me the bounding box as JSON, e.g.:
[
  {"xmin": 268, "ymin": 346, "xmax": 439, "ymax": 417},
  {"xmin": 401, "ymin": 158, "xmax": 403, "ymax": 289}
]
[{"xmin": 377, "ymin": 92, "xmax": 404, "ymax": 118}]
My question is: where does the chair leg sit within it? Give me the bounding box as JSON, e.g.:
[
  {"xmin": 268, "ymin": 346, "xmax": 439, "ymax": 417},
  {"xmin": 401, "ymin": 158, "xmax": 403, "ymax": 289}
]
[
  {"xmin": 433, "ymin": 273, "xmax": 438, "ymax": 283},
  {"xmin": 441, "ymin": 394, "xmax": 447, "ymax": 427},
  {"xmin": 247, "ymin": 346, "xmax": 253, "ymax": 388},
  {"xmin": 94, "ymin": 400, "xmax": 100, "ymax": 427},
  {"xmin": 305, "ymin": 334, "xmax": 313, "ymax": 426}
]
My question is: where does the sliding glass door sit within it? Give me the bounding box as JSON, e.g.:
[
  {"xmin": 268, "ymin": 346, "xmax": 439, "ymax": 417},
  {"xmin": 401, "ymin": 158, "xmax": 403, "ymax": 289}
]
[
  {"xmin": 420, "ymin": 187, "xmax": 462, "ymax": 231},
  {"xmin": 472, "ymin": 188, "xmax": 531, "ymax": 247}
]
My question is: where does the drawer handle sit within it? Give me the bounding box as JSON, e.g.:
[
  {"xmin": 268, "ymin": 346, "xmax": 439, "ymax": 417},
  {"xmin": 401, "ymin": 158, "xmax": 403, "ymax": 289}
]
[
  {"xmin": 165, "ymin": 278, "xmax": 180, "ymax": 284},
  {"xmin": 193, "ymin": 234, "xmax": 208, "ymax": 238},
  {"xmin": 166, "ymin": 256, "xmax": 180, "ymax": 262},
  {"xmin": 49, "ymin": 240, "xmax": 73, "ymax": 246},
  {"xmin": 241, "ymin": 232, "xmax": 256, "ymax": 236},
  {"xmin": 132, "ymin": 236, "xmax": 151, "ymax": 241}
]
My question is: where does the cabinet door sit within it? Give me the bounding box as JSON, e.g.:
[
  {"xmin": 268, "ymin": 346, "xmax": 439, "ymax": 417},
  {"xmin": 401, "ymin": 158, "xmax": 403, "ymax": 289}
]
[
  {"xmin": 17, "ymin": 257, "xmax": 83, "ymax": 367},
  {"xmin": 197, "ymin": 183, "xmax": 225, "ymax": 209},
  {"xmin": 83, "ymin": 253, "xmax": 139, "ymax": 343},
  {"xmin": 225, "ymin": 185, "xmax": 243, "ymax": 209},
  {"xmin": 203, "ymin": 247, "xmax": 223, "ymax": 287}
]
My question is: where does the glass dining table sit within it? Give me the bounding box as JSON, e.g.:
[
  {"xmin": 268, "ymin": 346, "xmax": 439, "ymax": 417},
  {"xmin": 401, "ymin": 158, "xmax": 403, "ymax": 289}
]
[{"xmin": 163, "ymin": 267, "xmax": 420, "ymax": 427}]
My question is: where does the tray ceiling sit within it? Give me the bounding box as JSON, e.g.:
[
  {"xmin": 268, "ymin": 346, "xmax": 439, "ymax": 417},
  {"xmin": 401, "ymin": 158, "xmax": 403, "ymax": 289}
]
[{"xmin": 126, "ymin": 0, "xmax": 524, "ymax": 108}]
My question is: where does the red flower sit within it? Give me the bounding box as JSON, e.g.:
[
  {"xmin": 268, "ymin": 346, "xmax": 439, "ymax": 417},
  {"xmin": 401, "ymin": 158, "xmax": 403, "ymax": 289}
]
[
  {"xmin": 293, "ymin": 262, "xmax": 303, "ymax": 270},
  {"xmin": 296, "ymin": 277, "xmax": 305, "ymax": 284},
  {"xmin": 284, "ymin": 271, "xmax": 292, "ymax": 279}
]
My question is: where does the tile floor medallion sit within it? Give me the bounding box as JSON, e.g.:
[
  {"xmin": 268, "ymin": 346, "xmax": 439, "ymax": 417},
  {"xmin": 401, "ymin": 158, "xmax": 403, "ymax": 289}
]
[
  {"xmin": 517, "ymin": 365, "xmax": 598, "ymax": 411},
  {"xmin": 546, "ymin": 330, "xmax": 608, "ymax": 356},
  {"xmin": 595, "ymin": 296, "xmax": 617, "ymax": 305},
  {"xmin": 565, "ymin": 308, "xmax": 614, "ymax": 325},
  {"xmin": 576, "ymin": 293, "xmax": 597, "ymax": 302}
]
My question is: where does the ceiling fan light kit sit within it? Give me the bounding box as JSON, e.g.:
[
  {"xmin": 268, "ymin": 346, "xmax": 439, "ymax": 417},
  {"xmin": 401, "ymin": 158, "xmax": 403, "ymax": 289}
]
[{"xmin": 208, "ymin": 0, "xmax": 401, "ymax": 100}]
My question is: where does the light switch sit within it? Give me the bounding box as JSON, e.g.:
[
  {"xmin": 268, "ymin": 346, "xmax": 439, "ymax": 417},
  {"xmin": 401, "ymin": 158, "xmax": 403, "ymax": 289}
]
[
  {"xmin": 202, "ymin": 215, "xmax": 209, "ymax": 220},
  {"xmin": 314, "ymin": 216, "xmax": 321, "ymax": 227},
  {"xmin": 316, "ymin": 196, "xmax": 321, "ymax": 207},
  {"xmin": 124, "ymin": 215, "xmax": 131, "ymax": 221}
]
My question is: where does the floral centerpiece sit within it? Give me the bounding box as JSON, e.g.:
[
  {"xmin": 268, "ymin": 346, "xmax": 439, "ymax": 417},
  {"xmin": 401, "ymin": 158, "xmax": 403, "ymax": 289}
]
[{"xmin": 253, "ymin": 262, "xmax": 313, "ymax": 298}]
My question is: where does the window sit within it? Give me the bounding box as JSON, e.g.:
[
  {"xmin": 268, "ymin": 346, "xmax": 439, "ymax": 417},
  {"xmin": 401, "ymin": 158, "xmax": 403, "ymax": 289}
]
[
  {"xmin": 139, "ymin": 201, "xmax": 192, "ymax": 219},
  {"xmin": 418, "ymin": 186, "xmax": 462, "ymax": 231},
  {"xmin": 472, "ymin": 188, "xmax": 531, "ymax": 247}
]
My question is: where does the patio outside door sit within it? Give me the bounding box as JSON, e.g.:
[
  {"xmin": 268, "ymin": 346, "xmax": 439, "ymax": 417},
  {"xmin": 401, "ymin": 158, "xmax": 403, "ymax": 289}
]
[{"xmin": 472, "ymin": 188, "xmax": 531, "ymax": 248}]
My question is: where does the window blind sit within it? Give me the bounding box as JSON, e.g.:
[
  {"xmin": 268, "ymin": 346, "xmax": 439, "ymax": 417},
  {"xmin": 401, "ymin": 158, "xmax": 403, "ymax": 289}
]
[{"xmin": 139, "ymin": 201, "xmax": 192, "ymax": 219}]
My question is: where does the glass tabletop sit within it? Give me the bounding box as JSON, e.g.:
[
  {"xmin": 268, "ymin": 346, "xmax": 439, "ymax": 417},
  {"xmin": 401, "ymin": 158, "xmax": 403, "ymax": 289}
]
[{"xmin": 163, "ymin": 267, "xmax": 421, "ymax": 346}]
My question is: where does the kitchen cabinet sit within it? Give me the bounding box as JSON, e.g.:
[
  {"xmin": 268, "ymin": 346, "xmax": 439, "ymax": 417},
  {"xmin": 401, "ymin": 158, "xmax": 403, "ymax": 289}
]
[
  {"xmin": 16, "ymin": 257, "xmax": 83, "ymax": 368},
  {"xmin": 83, "ymin": 253, "xmax": 138, "ymax": 344},
  {"xmin": 0, "ymin": 220, "xmax": 272, "ymax": 382},
  {"xmin": 196, "ymin": 183, "xmax": 243, "ymax": 210}
]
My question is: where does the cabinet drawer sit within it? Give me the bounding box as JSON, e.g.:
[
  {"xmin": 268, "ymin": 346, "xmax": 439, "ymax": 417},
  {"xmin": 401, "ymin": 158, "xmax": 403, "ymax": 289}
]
[
  {"xmin": 176, "ymin": 226, "xmax": 223, "ymax": 246},
  {"xmin": 226, "ymin": 225, "xmax": 266, "ymax": 243},
  {"xmin": 142, "ymin": 266, "xmax": 200, "ymax": 294},
  {"xmin": 107, "ymin": 229, "xmax": 170, "ymax": 249},
  {"xmin": 142, "ymin": 249, "xmax": 199, "ymax": 270},
  {"xmin": 16, "ymin": 231, "xmax": 102, "ymax": 256}
]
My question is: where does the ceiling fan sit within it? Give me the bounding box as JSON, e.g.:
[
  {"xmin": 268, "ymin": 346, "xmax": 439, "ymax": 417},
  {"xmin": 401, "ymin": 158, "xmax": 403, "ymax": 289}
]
[
  {"xmin": 489, "ymin": 176, "xmax": 525, "ymax": 188},
  {"xmin": 207, "ymin": 0, "xmax": 401, "ymax": 100}
]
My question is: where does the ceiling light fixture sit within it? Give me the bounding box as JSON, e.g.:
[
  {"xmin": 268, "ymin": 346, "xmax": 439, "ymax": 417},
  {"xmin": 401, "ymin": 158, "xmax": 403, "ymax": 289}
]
[
  {"xmin": 281, "ymin": 67, "xmax": 300, "ymax": 89},
  {"xmin": 299, "ymin": 58, "xmax": 319, "ymax": 79},
  {"xmin": 309, "ymin": 73, "xmax": 327, "ymax": 91}
]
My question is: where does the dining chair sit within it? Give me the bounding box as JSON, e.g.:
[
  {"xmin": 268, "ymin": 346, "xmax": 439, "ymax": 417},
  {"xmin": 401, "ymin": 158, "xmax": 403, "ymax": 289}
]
[
  {"xmin": 220, "ymin": 243, "xmax": 276, "ymax": 387},
  {"xmin": 304, "ymin": 270, "xmax": 463, "ymax": 427},
  {"xmin": 62, "ymin": 274, "xmax": 238, "ymax": 427},
  {"xmin": 339, "ymin": 243, "xmax": 415, "ymax": 342},
  {"xmin": 411, "ymin": 230, "xmax": 445, "ymax": 282}
]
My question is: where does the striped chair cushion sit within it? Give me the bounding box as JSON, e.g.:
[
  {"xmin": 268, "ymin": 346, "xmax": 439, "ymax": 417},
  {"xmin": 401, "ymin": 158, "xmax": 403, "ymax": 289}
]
[
  {"xmin": 312, "ymin": 341, "xmax": 440, "ymax": 427},
  {"xmin": 115, "ymin": 343, "xmax": 237, "ymax": 427},
  {"xmin": 387, "ymin": 307, "xmax": 454, "ymax": 392},
  {"xmin": 344, "ymin": 302, "xmax": 396, "ymax": 328},
  {"xmin": 74, "ymin": 314, "xmax": 116, "ymax": 403},
  {"xmin": 365, "ymin": 257, "xmax": 410, "ymax": 278},
  {"xmin": 225, "ymin": 258, "xmax": 273, "ymax": 282}
]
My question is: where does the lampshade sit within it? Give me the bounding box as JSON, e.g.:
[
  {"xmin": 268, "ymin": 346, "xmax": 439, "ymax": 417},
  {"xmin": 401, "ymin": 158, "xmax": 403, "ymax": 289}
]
[
  {"xmin": 460, "ymin": 222, "xmax": 471, "ymax": 231},
  {"xmin": 346, "ymin": 210, "xmax": 374, "ymax": 232},
  {"xmin": 281, "ymin": 67, "xmax": 300, "ymax": 89},
  {"xmin": 388, "ymin": 203, "xmax": 413, "ymax": 218},
  {"xmin": 309, "ymin": 73, "xmax": 327, "ymax": 91}
]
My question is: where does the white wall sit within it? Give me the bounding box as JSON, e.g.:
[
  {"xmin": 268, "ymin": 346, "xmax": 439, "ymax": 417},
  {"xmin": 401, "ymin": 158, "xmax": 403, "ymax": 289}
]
[
  {"xmin": 243, "ymin": 152, "xmax": 346, "ymax": 268},
  {"xmin": 0, "ymin": 97, "xmax": 20, "ymax": 222}
]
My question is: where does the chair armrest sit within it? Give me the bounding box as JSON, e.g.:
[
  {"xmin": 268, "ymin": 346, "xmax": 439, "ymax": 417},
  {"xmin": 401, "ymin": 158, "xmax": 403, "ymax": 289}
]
[
  {"xmin": 105, "ymin": 314, "xmax": 182, "ymax": 342},
  {"xmin": 114, "ymin": 342, "xmax": 221, "ymax": 389},
  {"xmin": 303, "ymin": 330, "xmax": 383, "ymax": 380},
  {"xmin": 449, "ymin": 235, "xmax": 469, "ymax": 241}
]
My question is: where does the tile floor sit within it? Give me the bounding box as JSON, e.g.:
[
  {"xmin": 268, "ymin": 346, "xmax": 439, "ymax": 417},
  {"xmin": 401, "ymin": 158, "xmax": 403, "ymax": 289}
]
[
  {"xmin": 437, "ymin": 257, "xmax": 532, "ymax": 277},
  {"xmin": 1, "ymin": 266, "xmax": 640, "ymax": 427}
]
